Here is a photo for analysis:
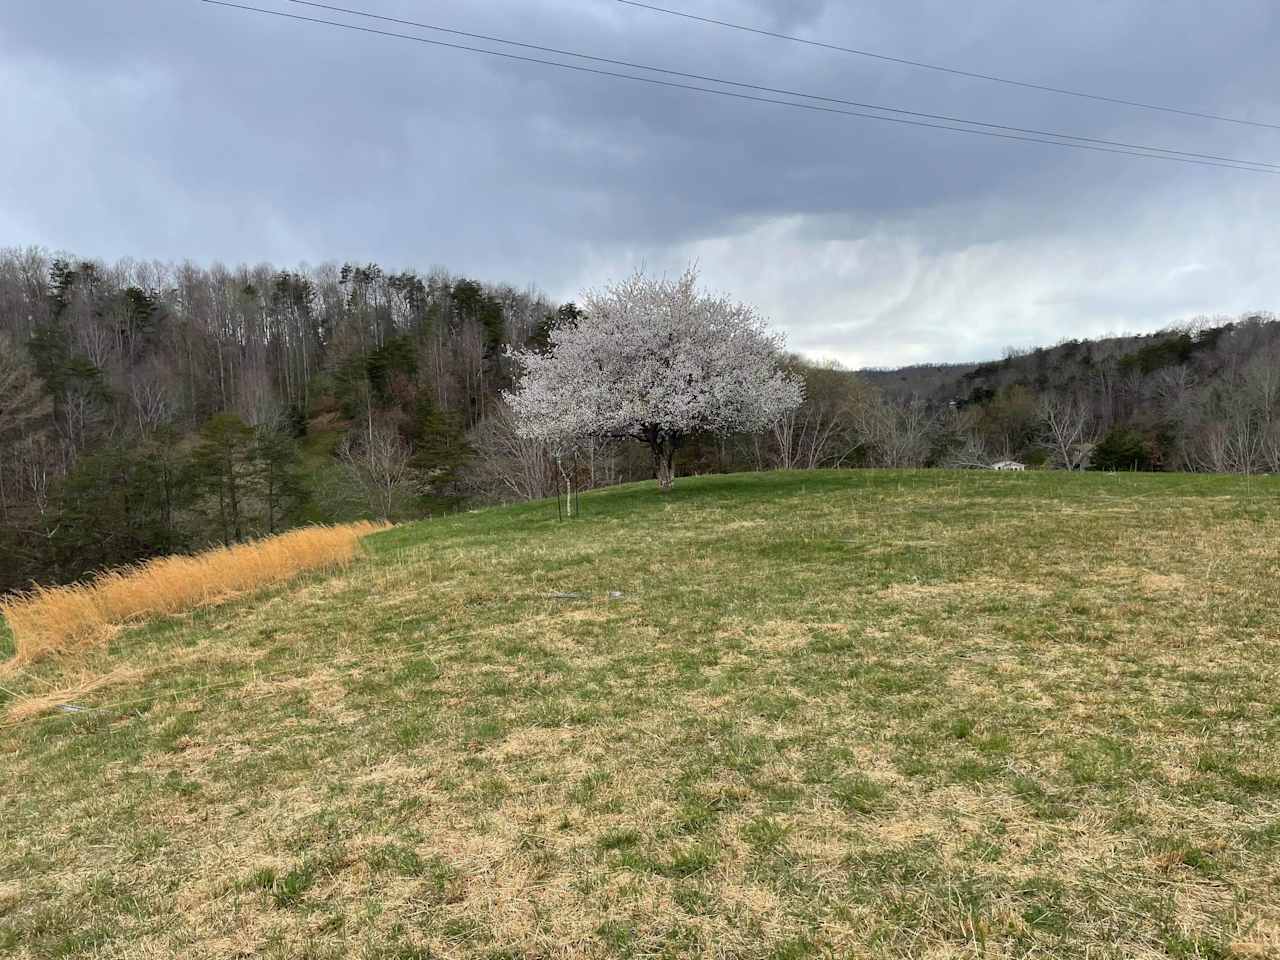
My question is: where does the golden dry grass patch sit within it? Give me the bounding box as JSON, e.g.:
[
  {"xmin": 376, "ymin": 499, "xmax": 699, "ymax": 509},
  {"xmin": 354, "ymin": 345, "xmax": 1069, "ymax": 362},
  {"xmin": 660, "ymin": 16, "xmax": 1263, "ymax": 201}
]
[{"xmin": 0, "ymin": 521, "xmax": 388, "ymax": 665}]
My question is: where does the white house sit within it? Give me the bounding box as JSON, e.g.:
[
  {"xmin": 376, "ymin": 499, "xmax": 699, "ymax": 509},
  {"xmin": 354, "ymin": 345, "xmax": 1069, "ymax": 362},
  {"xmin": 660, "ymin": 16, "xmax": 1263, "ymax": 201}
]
[{"xmin": 991, "ymin": 460, "xmax": 1026, "ymax": 471}]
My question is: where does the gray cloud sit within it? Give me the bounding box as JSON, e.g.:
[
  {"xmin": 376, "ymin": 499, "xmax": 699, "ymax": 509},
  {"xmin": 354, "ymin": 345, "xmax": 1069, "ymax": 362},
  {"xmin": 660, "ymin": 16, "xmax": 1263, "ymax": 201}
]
[{"xmin": 1, "ymin": 0, "xmax": 1277, "ymax": 366}]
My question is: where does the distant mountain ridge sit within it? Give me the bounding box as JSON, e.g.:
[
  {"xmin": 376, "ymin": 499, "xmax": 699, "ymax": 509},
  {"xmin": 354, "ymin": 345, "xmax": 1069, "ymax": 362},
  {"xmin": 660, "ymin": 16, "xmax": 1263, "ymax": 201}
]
[
  {"xmin": 856, "ymin": 313, "xmax": 1280, "ymax": 473},
  {"xmin": 859, "ymin": 314, "xmax": 1278, "ymax": 405}
]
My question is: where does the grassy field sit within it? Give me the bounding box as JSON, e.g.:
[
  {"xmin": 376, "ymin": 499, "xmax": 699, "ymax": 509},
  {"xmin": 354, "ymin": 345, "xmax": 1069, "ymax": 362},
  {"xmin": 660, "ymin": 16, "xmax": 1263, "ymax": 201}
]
[{"xmin": 2, "ymin": 470, "xmax": 1278, "ymax": 959}]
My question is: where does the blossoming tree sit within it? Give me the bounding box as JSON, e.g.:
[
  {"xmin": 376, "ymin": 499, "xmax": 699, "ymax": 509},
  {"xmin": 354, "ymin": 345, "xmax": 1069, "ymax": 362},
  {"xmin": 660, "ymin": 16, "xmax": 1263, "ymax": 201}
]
[{"xmin": 505, "ymin": 268, "xmax": 803, "ymax": 491}]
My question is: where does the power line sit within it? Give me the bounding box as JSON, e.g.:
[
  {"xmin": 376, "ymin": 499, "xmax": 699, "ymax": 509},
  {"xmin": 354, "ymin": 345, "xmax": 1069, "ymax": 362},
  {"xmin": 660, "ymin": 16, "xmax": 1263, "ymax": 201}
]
[
  {"xmin": 200, "ymin": 1, "xmax": 1278, "ymax": 174},
  {"xmin": 273, "ymin": 0, "xmax": 1280, "ymax": 172},
  {"xmin": 616, "ymin": 0, "xmax": 1280, "ymax": 133}
]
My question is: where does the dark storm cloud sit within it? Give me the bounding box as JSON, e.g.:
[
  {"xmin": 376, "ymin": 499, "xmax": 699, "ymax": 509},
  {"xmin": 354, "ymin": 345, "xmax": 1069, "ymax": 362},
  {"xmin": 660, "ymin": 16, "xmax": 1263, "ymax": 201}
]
[{"xmin": 1, "ymin": 0, "xmax": 1277, "ymax": 365}]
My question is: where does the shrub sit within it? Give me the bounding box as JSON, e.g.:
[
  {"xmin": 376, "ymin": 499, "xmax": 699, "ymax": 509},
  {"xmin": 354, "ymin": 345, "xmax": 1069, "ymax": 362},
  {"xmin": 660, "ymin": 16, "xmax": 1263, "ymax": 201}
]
[{"xmin": 1093, "ymin": 426, "xmax": 1159, "ymax": 471}]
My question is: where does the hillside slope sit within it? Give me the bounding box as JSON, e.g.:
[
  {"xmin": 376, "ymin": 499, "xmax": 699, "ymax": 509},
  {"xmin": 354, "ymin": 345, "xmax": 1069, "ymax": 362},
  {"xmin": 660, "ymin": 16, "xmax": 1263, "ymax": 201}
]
[
  {"xmin": 860, "ymin": 314, "xmax": 1280, "ymax": 406},
  {"xmin": 3, "ymin": 471, "xmax": 1280, "ymax": 959},
  {"xmin": 857, "ymin": 314, "xmax": 1280, "ymax": 472}
]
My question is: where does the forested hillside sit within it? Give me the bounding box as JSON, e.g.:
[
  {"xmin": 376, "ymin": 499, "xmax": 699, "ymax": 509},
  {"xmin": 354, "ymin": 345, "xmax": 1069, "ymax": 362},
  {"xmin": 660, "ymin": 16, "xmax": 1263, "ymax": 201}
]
[
  {"xmin": 862, "ymin": 316, "xmax": 1280, "ymax": 471},
  {"xmin": 0, "ymin": 248, "xmax": 568, "ymax": 592},
  {"xmin": 1, "ymin": 246, "xmax": 1277, "ymax": 593}
]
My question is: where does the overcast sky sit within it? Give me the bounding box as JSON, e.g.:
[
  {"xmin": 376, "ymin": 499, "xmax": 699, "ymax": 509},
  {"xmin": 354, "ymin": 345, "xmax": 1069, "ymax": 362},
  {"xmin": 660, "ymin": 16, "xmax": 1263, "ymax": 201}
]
[{"xmin": 2, "ymin": 1, "xmax": 1277, "ymax": 367}]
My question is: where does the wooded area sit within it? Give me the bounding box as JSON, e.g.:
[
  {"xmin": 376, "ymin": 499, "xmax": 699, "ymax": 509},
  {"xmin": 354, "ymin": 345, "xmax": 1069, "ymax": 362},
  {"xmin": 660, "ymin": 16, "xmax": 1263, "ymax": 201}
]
[
  {"xmin": 862, "ymin": 314, "xmax": 1280, "ymax": 472},
  {"xmin": 1, "ymin": 246, "xmax": 1276, "ymax": 593}
]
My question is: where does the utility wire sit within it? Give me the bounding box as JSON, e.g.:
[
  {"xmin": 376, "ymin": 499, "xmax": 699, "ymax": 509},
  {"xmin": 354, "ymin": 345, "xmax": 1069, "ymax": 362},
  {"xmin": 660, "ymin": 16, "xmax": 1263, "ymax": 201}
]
[
  {"xmin": 274, "ymin": 0, "xmax": 1280, "ymax": 172},
  {"xmin": 616, "ymin": 0, "xmax": 1280, "ymax": 132},
  {"xmin": 201, "ymin": 1, "xmax": 1278, "ymax": 174}
]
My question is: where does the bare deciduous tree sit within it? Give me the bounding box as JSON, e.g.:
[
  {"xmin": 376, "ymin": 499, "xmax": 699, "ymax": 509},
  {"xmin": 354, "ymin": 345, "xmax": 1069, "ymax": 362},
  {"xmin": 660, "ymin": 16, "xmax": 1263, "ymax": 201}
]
[
  {"xmin": 11, "ymin": 432, "xmax": 57, "ymax": 525},
  {"xmin": 1261, "ymin": 422, "xmax": 1280, "ymax": 474},
  {"xmin": 0, "ymin": 334, "xmax": 49, "ymax": 442},
  {"xmin": 339, "ymin": 419, "xmax": 418, "ymax": 520},
  {"xmin": 1150, "ymin": 366, "xmax": 1197, "ymax": 469},
  {"xmin": 0, "ymin": 334, "xmax": 52, "ymax": 521},
  {"xmin": 941, "ymin": 408, "xmax": 995, "ymax": 469},
  {"xmin": 1039, "ymin": 394, "xmax": 1096, "ymax": 470},
  {"xmin": 770, "ymin": 362, "xmax": 864, "ymax": 470},
  {"xmin": 854, "ymin": 394, "xmax": 937, "ymax": 468},
  {"xmin": 462, "ymin": 402, "xmax": 557, "ymax": 502},
  {"xmin": 130, "ymin": 375, "xmax": 174, "ymax": 438}
]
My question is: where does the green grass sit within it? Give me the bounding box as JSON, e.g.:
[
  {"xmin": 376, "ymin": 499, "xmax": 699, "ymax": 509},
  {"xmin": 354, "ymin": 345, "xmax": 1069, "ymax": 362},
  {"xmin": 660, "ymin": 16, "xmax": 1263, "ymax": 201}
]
[{"xmin": 3, "ymin": 469, "xmax": 1280, "ymax": 958}]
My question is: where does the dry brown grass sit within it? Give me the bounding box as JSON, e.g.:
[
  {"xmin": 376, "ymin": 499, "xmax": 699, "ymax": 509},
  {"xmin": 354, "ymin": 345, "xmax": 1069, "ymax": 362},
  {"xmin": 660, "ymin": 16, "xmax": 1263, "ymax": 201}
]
[
  {"xmin": 3, "ymin": 665, "xmax": 142, "ymax": 722},
  {"xmin": 0, "ymin": 522, "xmax": 387, "ymax": 666}
]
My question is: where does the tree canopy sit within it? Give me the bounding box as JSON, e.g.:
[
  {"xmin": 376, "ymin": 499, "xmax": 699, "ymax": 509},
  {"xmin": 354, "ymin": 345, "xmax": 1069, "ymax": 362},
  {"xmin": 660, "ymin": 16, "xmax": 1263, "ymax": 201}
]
[{"xmin": 505, "ymin": 269, "xmax": 803, "ymax": 489}]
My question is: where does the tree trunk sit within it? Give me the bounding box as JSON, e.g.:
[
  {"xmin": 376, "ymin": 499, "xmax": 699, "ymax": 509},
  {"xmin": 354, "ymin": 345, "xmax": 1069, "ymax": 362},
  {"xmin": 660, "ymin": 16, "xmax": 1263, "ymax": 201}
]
[
  {"xmin": 265, "ymin": 463, "xmax": 277, "ymax": 534},
  {"xmin": 226, "ymin": 451, "xmax": 243, "ymax": 543},
  {"xmin": 650, "ymin": 434, "xmax": 676, "ymax": 491}
]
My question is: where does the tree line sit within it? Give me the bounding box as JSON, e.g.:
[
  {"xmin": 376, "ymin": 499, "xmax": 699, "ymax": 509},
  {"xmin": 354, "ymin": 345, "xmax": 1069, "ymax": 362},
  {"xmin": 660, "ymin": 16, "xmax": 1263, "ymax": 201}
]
[
  {"xmin": 0, "ymin": 248, "xmax": 562, "ymax": 592},
  {"xmin": 860, "ymin": 315, "xmax": 1280, "ymax": 472},
  {"xmin": 1, "ymin": 246, "xmax": 1275, "ymax": 593}
]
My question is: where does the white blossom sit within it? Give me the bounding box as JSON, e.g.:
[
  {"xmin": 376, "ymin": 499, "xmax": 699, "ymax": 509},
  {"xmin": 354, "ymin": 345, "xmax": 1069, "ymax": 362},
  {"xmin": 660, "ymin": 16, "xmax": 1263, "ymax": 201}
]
[{"xmin": 504, "ymin": 267, "xmax": 803, "ymax": 488}]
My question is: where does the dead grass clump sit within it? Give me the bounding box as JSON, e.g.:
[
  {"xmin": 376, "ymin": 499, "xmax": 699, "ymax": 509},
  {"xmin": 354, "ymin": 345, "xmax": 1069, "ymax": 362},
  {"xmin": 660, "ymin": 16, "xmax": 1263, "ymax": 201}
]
[
  {"xmin": 0, "ymin": 522, "xmax": 387, "ymax": 665},
  {"xmin": 3, "ymin": 665, "xmax": 142, "ymax": 722}
]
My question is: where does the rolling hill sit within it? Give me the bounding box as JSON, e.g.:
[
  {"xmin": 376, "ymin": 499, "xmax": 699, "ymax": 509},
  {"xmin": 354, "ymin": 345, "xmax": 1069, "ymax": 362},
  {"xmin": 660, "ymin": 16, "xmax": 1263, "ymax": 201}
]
[{"xmin": 3, "ymin": 470, "xmax": 1279, "ymax": 958}]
